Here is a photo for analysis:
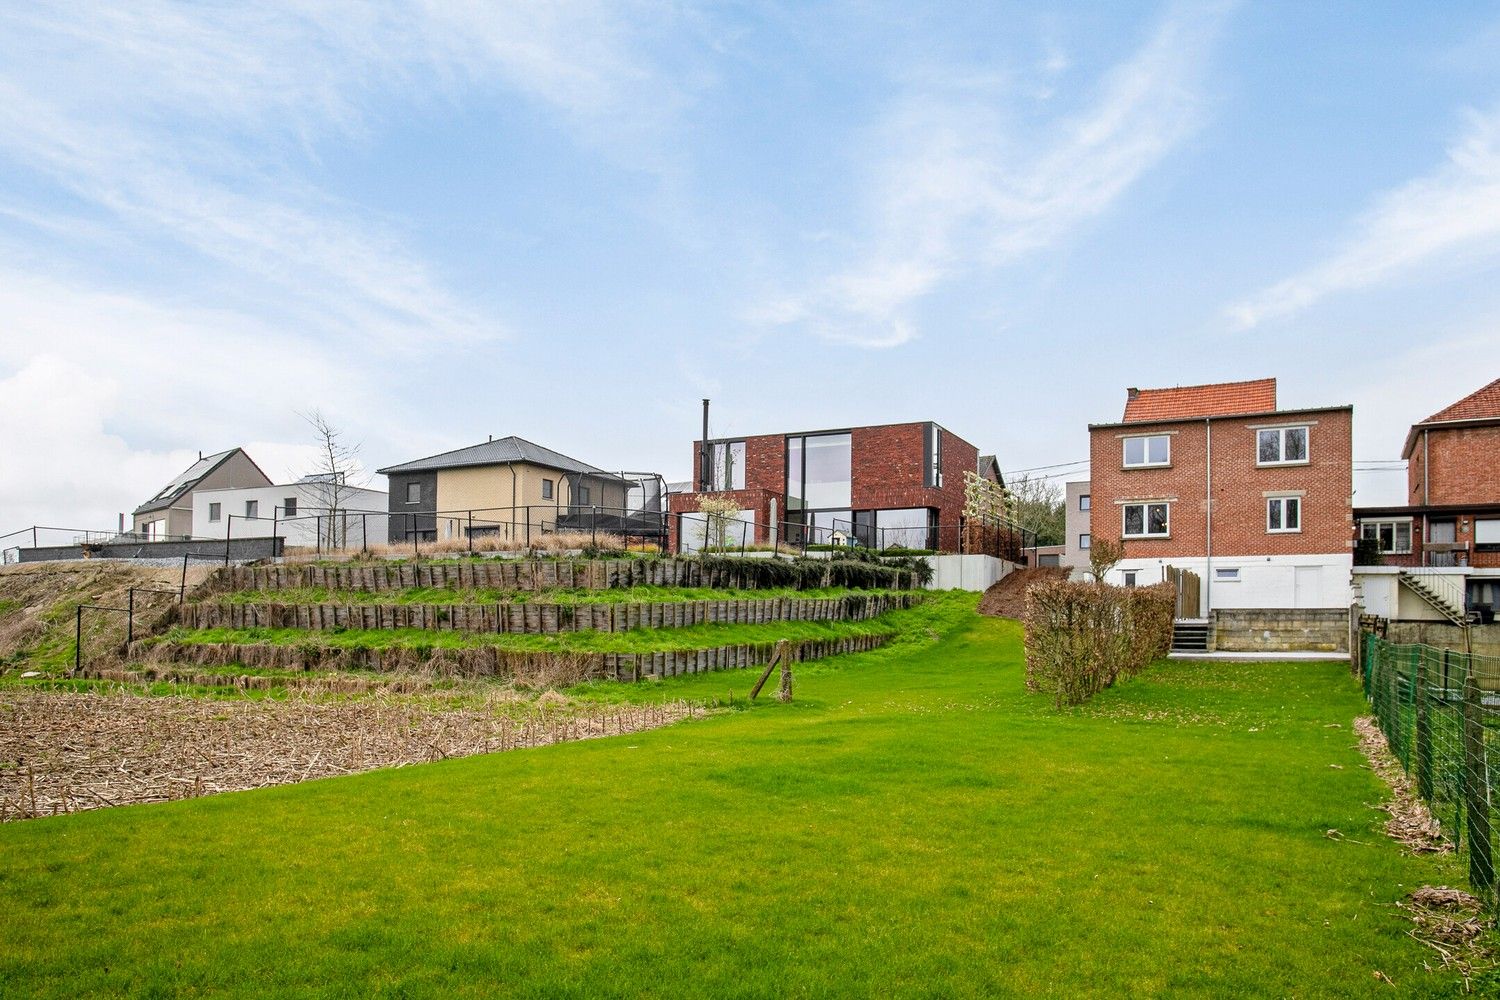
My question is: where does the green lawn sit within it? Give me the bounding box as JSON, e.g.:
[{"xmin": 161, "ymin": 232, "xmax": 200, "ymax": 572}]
[{"xmin": 0, "ymin": 604, "xmax": 1483, "ymax": 997}]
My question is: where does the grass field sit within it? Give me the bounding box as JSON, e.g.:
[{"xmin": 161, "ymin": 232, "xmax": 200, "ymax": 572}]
[{"xmin": 0, "ymin": 600, "xmax": 1484, "ymax": 997}]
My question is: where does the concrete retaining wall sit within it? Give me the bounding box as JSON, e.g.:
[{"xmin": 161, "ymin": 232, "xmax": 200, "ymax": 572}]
[
  {"xmin": 20, "ymin": 537, "xmax": 281, "ymax": 564},
  {"xmin": 179, "ymin": 593, "xmax": 920, "ymax": 634},
  {"xmin": 1211, "ymin": 608, "xmax": 1350, "ymax": 653},
  {"xmin": 1385, "ymin": 622, "xmax": 1500, "ymax": 657},
  {"xmin": 925, "ymin": 555, "xmax": 1015, "ymax": 592}
]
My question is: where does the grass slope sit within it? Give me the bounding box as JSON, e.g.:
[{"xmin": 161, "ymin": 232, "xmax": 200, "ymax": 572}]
[{"xmin": 0, "ymin": 604, "xmax": 1481, "ymax": 998}]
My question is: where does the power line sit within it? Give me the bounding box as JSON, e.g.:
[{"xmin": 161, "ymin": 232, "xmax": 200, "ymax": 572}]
[{"xmin": 1002, "ymin": 459, "xmax": 1089, "ymax": 476}]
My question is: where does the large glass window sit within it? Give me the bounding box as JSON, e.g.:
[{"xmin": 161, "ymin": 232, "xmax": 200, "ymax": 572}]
[
  {"xmin": 707, "ymin": 440, "xmax": 745, "ymax": 491},
  {"xmin": 1123, "ymin": 435, "xmax": 1170, "ymax": 468},
  {"xmin": 925, "ymin": 423, "xmax": 942, "ymax": 488},
  {"xmin": 785, "ymin": 432, "xmax": 851, "ymax": 511},
  {"xmin": 876, "ymin": 508, "xmax": 937, "ymax": 550},
  {"xmin": 809, "ymin": 510, "xmax": 853, "ymax": 545}
]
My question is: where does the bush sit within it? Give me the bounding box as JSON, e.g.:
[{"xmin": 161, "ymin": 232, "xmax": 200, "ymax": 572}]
[
  {"xmin": 693, "ymin": 555, "xmax": 918, "ymax": 591},
  {"xmin": 1022, "ymin": 580, "xmax": 1175, "ymax": 707}
]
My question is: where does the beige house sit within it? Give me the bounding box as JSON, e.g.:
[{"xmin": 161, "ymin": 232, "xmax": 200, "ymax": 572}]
[
  {"xmin": 377, "ymin": 436, "xmax": 633, "ymax": 543},
  {"xmin": 131, "ymin": 448, "xmax": 274, "ymax": 540}
]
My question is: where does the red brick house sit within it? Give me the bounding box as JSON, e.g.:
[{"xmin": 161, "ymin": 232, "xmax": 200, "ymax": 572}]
[
  {"xmin": 1087, "ymin": 378, "xmax": 1354, "ymax": 617},
  {"xmin": 667, "ymin": 422, "xmax": 982, "ymax": 553},
  {"xmin": 1356, "ymin": 377, "xmax": 1500, "ymax": 570}
]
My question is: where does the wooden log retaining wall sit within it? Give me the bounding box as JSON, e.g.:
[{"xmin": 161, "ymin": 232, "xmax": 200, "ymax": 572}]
[
  {"xmin": 178, "ymin": 593, "xmax": 920, "ymax": 634},
  {"xmin": 130, "ymin": 632, "xmax": 892, "ymax": 683},
  {"xmin": 199, "ymin": 558, "xmax": 914, "ymax": 596}
]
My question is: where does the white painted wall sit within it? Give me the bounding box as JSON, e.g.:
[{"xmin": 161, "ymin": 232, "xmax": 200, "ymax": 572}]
[
  {"xmin": 926, "ymin": 555, "xmax": 1016, "ymax": 591},
  {"xmin": 1105, "ymin": 553, "xmax": 1353, "ymax": 613},
  {"xmin": 193, "ymin": 484, "xmax": 389, "ymax": 547}
]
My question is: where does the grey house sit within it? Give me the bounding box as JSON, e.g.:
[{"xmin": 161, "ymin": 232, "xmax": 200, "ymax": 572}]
[{"xmin": 132, "ymin": 448, "xmax": 274, "ymax": 540}]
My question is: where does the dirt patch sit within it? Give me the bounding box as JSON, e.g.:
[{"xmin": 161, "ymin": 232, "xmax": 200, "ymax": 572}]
[
  {"xmin": 1398, "ymin": 886, "xmax": 1496, "ymax": 988},
  {"xmin": 0, "ymin": 561, "xmax": 211, "ymax": 673},
  {"xmin": 977, "ymin": 567, "xmax": 1071, "ymax": 619},
  {"xmin": 0, "ymin": 687, "xmax": 701, "ymax": 821}
]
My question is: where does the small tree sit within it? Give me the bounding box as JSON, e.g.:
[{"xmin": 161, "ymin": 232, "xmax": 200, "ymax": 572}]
[
  {"xmin": 1008, "ymin": 472, "xmax": 1066, "ymax": 546},
  {"xmin": 300, "ymin": 410, "xmax": 367, "ymax": 549},
  {"xmin": 696, "ymin": 495, "xmax": 743, "ymax": 551},
  {"xmin": 1088, "ymin": 537, "xmax": 1125, "ymax": 583}
]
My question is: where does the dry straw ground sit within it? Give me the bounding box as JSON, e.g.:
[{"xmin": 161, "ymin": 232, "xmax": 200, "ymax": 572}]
[{"xmin": 0, "ymin": 686, "xmax": 700, "ymax": 821}]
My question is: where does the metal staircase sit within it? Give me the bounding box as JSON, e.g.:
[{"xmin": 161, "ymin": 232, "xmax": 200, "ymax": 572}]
[
  {"xmin": 1171, "ymin": 619, "xmax": 1210, "ymax": 653},
  {"xmin": 1397, "ymin": 569, "xmax": 1468, "ymax": 625}
]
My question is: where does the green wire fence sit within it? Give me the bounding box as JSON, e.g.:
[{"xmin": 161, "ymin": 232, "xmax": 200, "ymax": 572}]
[{"xmin": 1363, "ymin": 633, "xmax": 1498, "ymax": 904}]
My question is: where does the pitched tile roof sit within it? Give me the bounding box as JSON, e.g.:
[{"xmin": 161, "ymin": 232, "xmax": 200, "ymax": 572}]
[
  {"xmin": 376, "ymin": 435, "xmax": 622, "ymax": 479},
  {"xmin": 133, "ymin": 448, "xmax": 265, "ymax": 516},
  {"xmin": 1419, "ymin": 377, "xmax": 1500, "ymax": 423},
  {"xmin": 1121, "ymin": 378, "xmax": 1278, "ymax": 422}
]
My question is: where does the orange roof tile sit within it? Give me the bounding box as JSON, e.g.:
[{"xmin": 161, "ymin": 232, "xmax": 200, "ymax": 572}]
[
  {"xmin": 1420, "ymin": 377, "xmax": 1500, "ymax": 423},
  {"xmin": 1121, "ymin": 378, "xmax": 1278, "ymax": 422}
]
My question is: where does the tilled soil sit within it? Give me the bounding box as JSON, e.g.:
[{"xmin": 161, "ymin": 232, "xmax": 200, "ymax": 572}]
[{"xmin": 0, "ymin": 687, "xmax": 700, "ymax": 821}]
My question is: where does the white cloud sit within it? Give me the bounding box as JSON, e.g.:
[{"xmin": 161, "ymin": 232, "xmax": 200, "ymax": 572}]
[
  {"xmin": 759, "ymin": 3, "xmax": 1230, "ymax": 348},
  {"xmin": 1227, "ymin": 106, "xmax": 1500, "ymax": 330}
]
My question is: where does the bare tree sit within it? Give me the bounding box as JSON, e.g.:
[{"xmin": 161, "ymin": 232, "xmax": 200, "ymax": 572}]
[
  {"xmin": 1007, "ymin": 473, "xmax": 1066, "ymax": 546},
  {"xmin": 1088, "ymin": 537, "xmax": 1125, "ymax": 583},
  {"xmin": 300, "ymin": 410, "xmax": 367, "ymax": 549}
]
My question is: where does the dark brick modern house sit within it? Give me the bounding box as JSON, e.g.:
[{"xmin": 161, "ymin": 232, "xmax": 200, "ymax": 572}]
[
  {"xmin": 666, "ymin": 421, "xmax": 982, "ymax": 553},
  {"xmin": 1087, "ymin": 378, "xmax": 1354, "ymax": 618},
  {"xmin": 1356, "ymin": 377, "xmax": 1500, "ymax": 569}
]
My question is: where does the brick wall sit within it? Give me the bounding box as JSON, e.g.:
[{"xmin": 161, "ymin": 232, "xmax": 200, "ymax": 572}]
[
  {"xmin": 1089, "ymin": 407, "xmax": 1353, "ymax": 559},
  {"xmin": 1408, "ymin": 424, "xmax": 1500, "ymax": 506}
]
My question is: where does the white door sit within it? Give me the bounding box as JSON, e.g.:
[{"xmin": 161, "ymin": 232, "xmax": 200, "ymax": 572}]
[{"xmin": 1294, "ymin": 566, "xmax": 1319, "ymax": 607}]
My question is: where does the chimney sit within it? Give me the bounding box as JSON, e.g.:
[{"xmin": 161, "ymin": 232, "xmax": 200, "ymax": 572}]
[
  {"xmin": 198, "ymin": 450, "xmax": 203, "ymax": 460},
  {"xmin": 1126, "ymin": 388, "xmax": 1139, "ymax": 400}
]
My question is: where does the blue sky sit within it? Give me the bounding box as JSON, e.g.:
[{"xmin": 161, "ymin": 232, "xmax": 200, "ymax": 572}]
[{"xmin": 2, "ymin": 1, "xmax": 1499, "ymax": 531}]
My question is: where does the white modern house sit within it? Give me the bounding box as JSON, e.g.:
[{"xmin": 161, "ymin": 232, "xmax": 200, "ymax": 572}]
[{"xmin": 192, "ymin": 475, "xmax": 388, "ymax": 550}]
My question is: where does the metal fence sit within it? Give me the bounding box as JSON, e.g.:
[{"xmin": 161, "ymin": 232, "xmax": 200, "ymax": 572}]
[
  {"xmin": 672, "ymin": 509, "xmax": 1037, "ymax": 561},
  {"xmin": 1363, "ymin": 632, "xmax": 1498, "ymax": 903}
]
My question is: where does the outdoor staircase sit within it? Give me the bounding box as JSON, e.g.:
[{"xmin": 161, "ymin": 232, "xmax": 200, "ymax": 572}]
[
  {"xmin": 1171, "ymin": 619, "xmax": 1210, "ymax": 654},
  {"xmin": 1397, "ymin": 569, "xmax": 1468, "ymax": 626}
]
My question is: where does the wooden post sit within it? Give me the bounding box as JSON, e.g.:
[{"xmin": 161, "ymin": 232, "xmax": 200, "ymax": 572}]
[
  {"xmin": 1416, "ymin": 649, "xmax": 1433, "ymax": 803},
  {"xmin": 777, "ymin": 643, "xmax": 793, "ymax": 703},
  {"xmin": 1463, "ymin": 666, "xmax": 1495, "ymax": 900},
  {"xmin": 749, "ymin": 640, "xmax": 790, "ymax": 701}
]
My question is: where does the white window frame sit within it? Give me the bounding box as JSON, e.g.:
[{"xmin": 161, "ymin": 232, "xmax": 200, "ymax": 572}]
[
  {"xmin": 1266, "ymin": 495, "xmax": 1301, "ymax": 534},
  {"xmin": 244, "ymin": 500, "xmax": 258, "ymax": 519},
  {"xmin": 1122, "ymin": 501, "xmax": 1170, "ymax": 539},
  {"xmin": 1256, "ymin": 426, "xmax": 1310, "ymax": 467},
  {"xmin": 1122, "ymin": 434, "xmax": 1171, "ymax": 469},
  {"xmin": 1359, "ymin": 519, "xmax": 1412, "ymax": 554},
  {"xmin": 1214, "ymin": 567, "xmax": 1240, "ymax": 582},
  {"xmin": 541, "ymin": 478, "xmax": 554, "ymax": 500},
  {"xmin": 1122, "ymin": 570, "xmax": 1138, "ymax": 588},
  {"xmin": 208, "ymin": 502, "xmax": 221, "ymax": 522}
]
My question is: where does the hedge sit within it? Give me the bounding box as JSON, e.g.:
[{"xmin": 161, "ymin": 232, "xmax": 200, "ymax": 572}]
[{"xmin": 1021, "ymin": 580, "xmax": 1175, "ymax": 707}]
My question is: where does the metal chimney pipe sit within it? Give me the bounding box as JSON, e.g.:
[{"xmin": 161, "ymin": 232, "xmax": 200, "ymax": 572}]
[{"xmin": 700, "ymin": 398, "xmax": 711, "ymax": 491}]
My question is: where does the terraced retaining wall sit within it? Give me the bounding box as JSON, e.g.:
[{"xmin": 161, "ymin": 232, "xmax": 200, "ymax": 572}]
[
  {"xmin": 129, "ymin": 633, "xmax": 893, "ymax": 682},
  {"xmin": 178, "ymin": 593, "xmax": 920, "ymax": 635},
  {"xmin": 202, "ymin": 558, "xmax": 916, "ymax": 595}
]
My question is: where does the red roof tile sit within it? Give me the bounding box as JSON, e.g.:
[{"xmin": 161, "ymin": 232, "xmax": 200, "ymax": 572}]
[
  {"xmin": 1121, "ymin": 378, "xmax": 1278, "ymax": 422},
  {"xmin": 1420, "ymin": 377, "xmax": 1500, "ymax": 423}
]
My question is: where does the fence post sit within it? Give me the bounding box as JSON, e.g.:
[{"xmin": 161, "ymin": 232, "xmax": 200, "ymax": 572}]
[
  {"xmin": 468, "ymin": 510, "xmax": 474, "ymax": 554},
  {"xmin": 316, "ymin": 514, "xmax": 322, "ymax": 556},
  {"xmin": 1416, "ymin": 648, "xmax": 1433, "ymax": 802},
  {"xmin": 224, "ymin": 515, "xmax": 232, "ymax": 567},
  {"xmin": 127, "ymin": 588, "xmax": 135, "ymax": 645},
  {"xmin": 777, "ymin": 640, "xmax": 793, "ymax": 703},
  {"xmin": 362, "ymin": 514, "xmax": 368, "ymax": 555},
  {"xmin": 1463, "ymin": 667, "xmax": 1495, "ymax": 900},
  {"xmin": 74, "ymin": 605, "xmax": 82, "ymax": 673}
]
